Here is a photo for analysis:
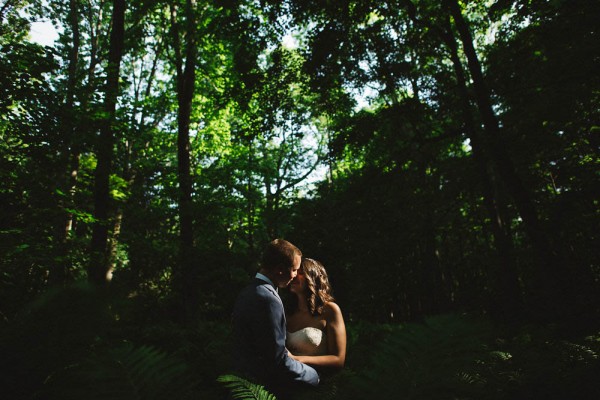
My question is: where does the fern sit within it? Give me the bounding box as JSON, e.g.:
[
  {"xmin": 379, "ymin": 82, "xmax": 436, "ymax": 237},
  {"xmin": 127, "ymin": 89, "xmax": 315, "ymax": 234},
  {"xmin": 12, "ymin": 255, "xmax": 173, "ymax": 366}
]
[
  {"xmin": 217, "ymin": 374, "xmax": 278, "ymax": 400},
  {"xmin": 291, "ymin": 369, "xmax": 355, "ymax": 400},
  {"xmin": 338, "ymin": 314, "xmax": 495, "ymax": 400},
  {"xmin": 40, "ymin": 342, "xmax": 198, "ymax": 400},
  {"xmin": 1, "ymin": 282, "xmax": 113, "ymax": 398}
]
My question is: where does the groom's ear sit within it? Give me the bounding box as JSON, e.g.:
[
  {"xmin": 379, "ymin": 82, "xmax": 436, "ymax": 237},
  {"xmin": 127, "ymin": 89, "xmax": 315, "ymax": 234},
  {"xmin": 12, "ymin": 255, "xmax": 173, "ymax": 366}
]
[{"xmin": 274, "ymin": 264, "xmax": 286, "ymax": 274}]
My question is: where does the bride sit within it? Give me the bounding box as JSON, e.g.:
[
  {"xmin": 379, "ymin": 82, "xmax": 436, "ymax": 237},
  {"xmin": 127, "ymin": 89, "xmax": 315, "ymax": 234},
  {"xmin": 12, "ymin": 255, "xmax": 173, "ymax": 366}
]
[{"xmin": 285, "ymin": 258, "xmax": 346, "ymax": 370}]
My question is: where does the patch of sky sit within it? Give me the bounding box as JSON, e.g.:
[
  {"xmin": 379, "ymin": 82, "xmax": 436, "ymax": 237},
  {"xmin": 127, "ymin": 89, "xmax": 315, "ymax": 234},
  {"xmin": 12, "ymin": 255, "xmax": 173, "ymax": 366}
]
[
  {"xmin": 20, "ymin": 0, "xmax": 61, "ymax": 47},
  {"xmin": 282, "ymin": 33, "xmax": 299, "ymax": 50},
  {"xmin": 29, "ymin": 20, "xmax": 59, "ymax": 46}
]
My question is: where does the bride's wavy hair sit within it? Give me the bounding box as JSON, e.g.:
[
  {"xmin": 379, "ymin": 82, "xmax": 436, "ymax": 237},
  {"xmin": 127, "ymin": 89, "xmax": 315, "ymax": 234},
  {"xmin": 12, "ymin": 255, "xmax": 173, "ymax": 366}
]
[{"xmin": 301, "ymin": 258, "xmax": 335, "ymax": 316}]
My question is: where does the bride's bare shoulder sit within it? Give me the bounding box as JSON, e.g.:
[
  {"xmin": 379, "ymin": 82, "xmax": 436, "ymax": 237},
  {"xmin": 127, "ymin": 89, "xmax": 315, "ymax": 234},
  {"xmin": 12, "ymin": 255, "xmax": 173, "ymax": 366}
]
[{"xmin": 323, "ymin": 301, "xmax": 342, "ymax": 317}]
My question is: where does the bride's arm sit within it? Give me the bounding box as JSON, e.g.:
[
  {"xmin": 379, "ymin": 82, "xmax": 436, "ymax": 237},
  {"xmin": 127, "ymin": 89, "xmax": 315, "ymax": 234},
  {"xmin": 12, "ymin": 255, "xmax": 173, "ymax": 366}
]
[{"xmin": 290, "ymin": 302, "xmax": 346, "ymax": 370}]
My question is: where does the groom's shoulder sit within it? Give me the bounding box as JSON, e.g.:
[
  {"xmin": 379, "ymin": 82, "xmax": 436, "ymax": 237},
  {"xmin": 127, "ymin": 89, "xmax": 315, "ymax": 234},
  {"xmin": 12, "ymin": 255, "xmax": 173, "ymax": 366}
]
[
  {"xmin": 253, "ymin": 280, "xmax": 278, "ymax": 298},
  {"xmin": 240, "ymin": 279, "xmax": 277, "ymax": 299}
]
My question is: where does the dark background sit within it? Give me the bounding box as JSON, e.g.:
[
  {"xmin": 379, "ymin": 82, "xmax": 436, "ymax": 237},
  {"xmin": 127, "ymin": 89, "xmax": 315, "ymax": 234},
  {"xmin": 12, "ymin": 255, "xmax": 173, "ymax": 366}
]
[{"xmin": 1, "ymin": 0, "xmax": 598, "ymax": 398}]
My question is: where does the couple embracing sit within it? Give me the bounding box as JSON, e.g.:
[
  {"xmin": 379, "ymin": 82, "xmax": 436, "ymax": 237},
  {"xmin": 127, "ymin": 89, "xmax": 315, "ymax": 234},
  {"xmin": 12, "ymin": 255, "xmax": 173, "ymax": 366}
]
[{"xmin": 232, "ymin": 239, "xmax": 346, "ymax": 398}]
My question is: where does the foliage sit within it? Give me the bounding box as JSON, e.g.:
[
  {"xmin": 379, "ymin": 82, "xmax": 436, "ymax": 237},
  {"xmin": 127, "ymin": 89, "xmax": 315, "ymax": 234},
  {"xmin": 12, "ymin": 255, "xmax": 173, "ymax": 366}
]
[
  {"xmin": 0, "ymin": 283, "xmax": 229, "ymax": 399},
  {"xmin": 0, "ymin": 283, "xmax": 112, "ymax": 398},
  {"xmin": 1, "ymin": 285, "xmax": 598, "ymax": 399},
  {"xmin": 340, "ymin": 314, "xmax": 496, "ymax": 399},
  {"xmin": 486, "ymin": 0, "xmax": 600, "ymax": 277},
  {"xmin": 214, "ymin": 316, "xmax": 600, "ymax": 400},
  {"xmin": 218, "ymin": 374, "xmax": 278, "ymax": 400},
  {"xmin": 0, "ymin": 0, "xmax": 598, "ymax": 398},
  {"xmin": 2, "ymin": 0, "xmax": 597, "ymax": 324},
  {"xmin": 40, "ymin": 343, "xmax": 197, "ymax": 400},
  {"xmin": 337, "ymin": 314, "xmax": 600, "ymax": 400}
]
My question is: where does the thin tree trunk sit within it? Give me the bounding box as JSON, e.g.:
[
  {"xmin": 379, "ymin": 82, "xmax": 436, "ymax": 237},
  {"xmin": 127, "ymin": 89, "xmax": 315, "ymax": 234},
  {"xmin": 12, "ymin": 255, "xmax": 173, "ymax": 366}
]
[
  {"xmin": 170, "ymin": 0, "xmax": 198, "ymax": 322},
  {"xmin": 50, "ymin": 0, "xmax": 81, "ymax": 286},
  {"xmin": 246, "ymin": 137, "xmax": 256, "ymax": 256},
  {"xmin": 89, "ymin": 0, "xmax": 126, "ymax": 285},
  {"xmin": 440, "ymin": 16, "xmax": 523, "ymax": 319},
  {"xmin": 445, "ymin": 0, "xmax": 542, "ymax": 242},
  {"xmin": 62, "ymin": 0, "xmax": 81, "ymax": 237},
  {"xmin": 422, "ymin": 204, "xmax": 442, "ymax": 315},
  {"xmin": 105, "ymin": 210, "xmax": 122, "ymax": 281},
  {"xmin": 104, "ymin": 37, "xmax": 164, "ymax": 280},
  {"xmin": 444, "ymin": 0, "xmax": 564, "ymax": 314}
]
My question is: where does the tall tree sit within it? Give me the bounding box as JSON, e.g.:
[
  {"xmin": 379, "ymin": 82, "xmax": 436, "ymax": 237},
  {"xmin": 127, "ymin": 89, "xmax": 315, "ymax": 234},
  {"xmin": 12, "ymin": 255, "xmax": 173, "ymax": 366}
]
[
  {"xmin": 443, "ymin": 0, "xmax": 563, "ymax": 313},
  {"xmin": 401, "ymin": 0, "xmax": 524, "ymax": 318},
  {"xmin": 48, "ymin": 0, "xmax": 82, "ymax": 286},
  {"xmin": 169, "ymin": 0, "xmax": 198, "ymax": 321},
  {"xmin": 89, "ymin": 0, "xmax": 126, "ymax": 285},
  {"xmin": 438, "ymin": 14, "xmax": 522, "ymax": 319},
  {"xmin": 0, "ymin": 2, "xmax": 61, "ymax": 310}
]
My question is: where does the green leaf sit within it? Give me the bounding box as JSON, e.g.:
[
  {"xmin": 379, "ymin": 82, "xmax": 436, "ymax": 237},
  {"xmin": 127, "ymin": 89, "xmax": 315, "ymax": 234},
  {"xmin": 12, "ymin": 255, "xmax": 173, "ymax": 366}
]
[{"xmin": 217, "ymin": 374, "xmax": 278, "ymax": 400}]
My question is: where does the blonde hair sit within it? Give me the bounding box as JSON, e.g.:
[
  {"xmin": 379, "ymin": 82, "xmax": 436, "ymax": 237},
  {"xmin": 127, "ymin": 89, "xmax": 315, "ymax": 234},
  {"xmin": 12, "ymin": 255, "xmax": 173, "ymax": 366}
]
[{"xmin": 300, "ymin": 258, "xmax": 335, "ymax": 316}]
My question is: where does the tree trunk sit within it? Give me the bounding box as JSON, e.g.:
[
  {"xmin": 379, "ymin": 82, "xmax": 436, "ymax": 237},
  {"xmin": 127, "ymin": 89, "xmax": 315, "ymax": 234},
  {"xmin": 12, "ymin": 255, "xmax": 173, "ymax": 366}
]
[
  {"xmin": 50, "ymin": 0, "xmax": 81, "ymax": 286},
  {"xmin": 246, "ymin": 137, "xmax": 256, "ymax": 257},
  {"xmin": 170, "ymin": 0, "xmax": 198, "ymax": 322},
  {"xmin": 444, "ymin": 0, "xmax": 564, "ymax": 315},
  {"xmin": 421, "ymin": 205, "xmax": 443, "ymax": 315},
  {"xmin": 62, "ymin": 0, "xmax": 81, "ymax": 239},
  {"xmin": 89, "ymin": 0, "xmax": 125, "ymax": 285},
  {"xmin": 440, "ymin": 16, "xmax": 523, "ymax": 319}
]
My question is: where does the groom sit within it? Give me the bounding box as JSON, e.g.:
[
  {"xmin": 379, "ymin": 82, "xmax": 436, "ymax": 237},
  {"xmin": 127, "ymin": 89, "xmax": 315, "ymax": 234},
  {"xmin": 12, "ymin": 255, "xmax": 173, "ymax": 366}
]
[{"xmin": 232, "ymin": 239, "xmax": 319, "ymax": 396}]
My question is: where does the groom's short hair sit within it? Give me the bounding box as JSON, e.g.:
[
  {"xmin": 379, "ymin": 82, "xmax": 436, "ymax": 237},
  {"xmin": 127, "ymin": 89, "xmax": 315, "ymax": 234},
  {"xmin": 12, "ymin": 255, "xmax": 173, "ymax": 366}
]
[{"xmin": 262, "ymin": 239, "xmax": 302, "ymax": 272}]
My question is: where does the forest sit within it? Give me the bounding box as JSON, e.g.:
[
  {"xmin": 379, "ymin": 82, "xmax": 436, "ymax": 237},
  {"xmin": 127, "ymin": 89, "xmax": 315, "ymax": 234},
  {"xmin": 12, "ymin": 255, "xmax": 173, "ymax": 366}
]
[{"xmin": 1, "ymin": 0, "xmax": 599, "ymax": 398}]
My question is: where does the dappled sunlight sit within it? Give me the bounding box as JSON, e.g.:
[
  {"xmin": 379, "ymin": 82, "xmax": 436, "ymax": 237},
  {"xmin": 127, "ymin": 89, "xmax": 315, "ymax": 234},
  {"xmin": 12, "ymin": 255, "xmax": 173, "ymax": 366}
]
[{"xmin": 1, "ymin": 0, "xmax": 598, "ymax": 398}]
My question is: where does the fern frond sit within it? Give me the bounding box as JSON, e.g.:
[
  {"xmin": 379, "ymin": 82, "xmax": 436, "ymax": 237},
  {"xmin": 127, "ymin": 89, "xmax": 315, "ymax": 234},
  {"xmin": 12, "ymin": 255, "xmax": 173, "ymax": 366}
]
[
  {"xmin": 217, "ymin": 374, "xmax": 278, "ymax": 400},
  {"xmin": 342, "ymin": 314, "xmax": 495, "ymax": 399},
  {"xmin": 40, "ymin": 342, "xmax": 197, "ymax": 400}
]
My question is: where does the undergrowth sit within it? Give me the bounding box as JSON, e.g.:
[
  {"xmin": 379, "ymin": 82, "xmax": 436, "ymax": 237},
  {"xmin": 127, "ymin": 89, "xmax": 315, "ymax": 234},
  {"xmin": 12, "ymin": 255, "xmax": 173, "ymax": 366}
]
[{"xmin": 1, "ymin": 283, "xmax": 598, "ymax": 399}]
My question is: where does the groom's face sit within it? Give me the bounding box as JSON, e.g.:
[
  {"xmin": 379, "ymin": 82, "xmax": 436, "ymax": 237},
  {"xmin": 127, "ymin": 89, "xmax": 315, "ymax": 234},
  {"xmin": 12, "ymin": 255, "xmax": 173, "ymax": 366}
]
[{"xmin": 275, "ymin": 254, "xmax": 302, "ymax": 288}]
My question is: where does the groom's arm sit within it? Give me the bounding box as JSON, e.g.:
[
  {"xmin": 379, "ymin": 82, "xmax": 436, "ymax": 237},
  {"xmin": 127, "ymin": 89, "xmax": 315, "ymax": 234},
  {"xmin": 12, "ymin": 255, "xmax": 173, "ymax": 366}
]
[{"xmin": 257, "ymin": 290, "xmax": 319, "ymax": 386}]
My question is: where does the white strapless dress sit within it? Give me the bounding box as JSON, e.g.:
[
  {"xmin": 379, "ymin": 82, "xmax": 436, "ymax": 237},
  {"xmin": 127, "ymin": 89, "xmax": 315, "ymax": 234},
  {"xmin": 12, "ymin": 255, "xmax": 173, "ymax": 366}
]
[{"xmin": 286, "ymin": 327, "xmax": 328, "ymax": 356}]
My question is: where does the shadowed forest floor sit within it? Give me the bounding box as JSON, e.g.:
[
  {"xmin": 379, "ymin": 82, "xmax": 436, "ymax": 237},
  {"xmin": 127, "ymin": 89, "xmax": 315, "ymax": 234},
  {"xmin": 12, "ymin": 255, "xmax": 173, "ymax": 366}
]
[{"xmin": 1, "ymin": 284, "xmax": 598, "ymax": 399}]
